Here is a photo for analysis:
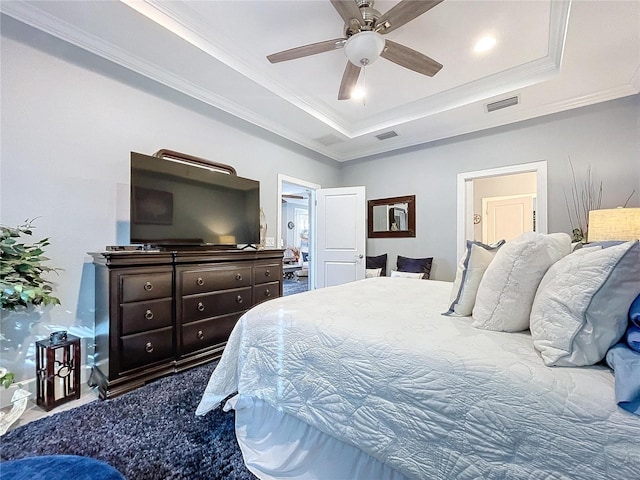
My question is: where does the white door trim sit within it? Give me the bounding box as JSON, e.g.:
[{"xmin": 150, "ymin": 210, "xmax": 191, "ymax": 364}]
[{"xmin": 456, "ymin": 161, "xmax": 547, "ymax": 260}]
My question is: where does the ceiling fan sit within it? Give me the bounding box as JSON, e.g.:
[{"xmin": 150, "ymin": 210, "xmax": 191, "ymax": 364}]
[{"xmin": 267, "ymin": 0, "xmax": 444, "ymax": 100}]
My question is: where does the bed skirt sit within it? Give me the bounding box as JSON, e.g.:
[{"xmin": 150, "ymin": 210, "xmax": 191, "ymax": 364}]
[{"xmin": 226, "ymin": 394, "xmax": 409, "ymax": 480}]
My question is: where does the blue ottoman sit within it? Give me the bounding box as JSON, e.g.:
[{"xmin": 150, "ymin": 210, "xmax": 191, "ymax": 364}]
[{"xmin": 0, "ymin": 455, "xmax": 125, "ymax": 480}]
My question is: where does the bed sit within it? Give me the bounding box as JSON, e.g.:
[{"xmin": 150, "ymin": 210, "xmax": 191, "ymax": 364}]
[{"xmin": 196, "ymin": 237, "xmax": 640, "ymax": 480}]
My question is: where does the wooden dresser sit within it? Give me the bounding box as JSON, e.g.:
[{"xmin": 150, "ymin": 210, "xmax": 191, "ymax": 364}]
[{"xmin": 90, "ymin": 249, "xmax": 283, "ymax": 399}]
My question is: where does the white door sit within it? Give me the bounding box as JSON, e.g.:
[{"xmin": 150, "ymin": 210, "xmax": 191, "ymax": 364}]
[
  {"xmin": 315, "ymin": 186, "xmax": 366, "ymax": 288},
  {"xmin": 482, "ymin": 194, "xmax": 535, "ymax": 244}
]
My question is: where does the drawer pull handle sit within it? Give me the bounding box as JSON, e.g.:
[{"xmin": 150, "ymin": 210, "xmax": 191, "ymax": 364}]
[
  {"xmin": 145, "ymin": 309, "xmax": 154, "ymax": 320},
  {"xmin": 144, "ymin": 282, "xmax": 153, "ymax": 291},
  {"xmin": 145, "ymin": 342, "xmax": 154, "ymax": 354},
  {"xmin": 235, "ymin": 273, "xmax": 243, "ymax": 281},
  {"xmin": 196, "ymin": 330, "xmax": 204, "ymax": 340},
  {"xmin": 196, "ymin": 277, "xmax": 204, "ymax": 286},
  {"xmin": 197, "ymin": 302, "xmax": 205, "ymax": 312},
  {"xmin": 264, "ymin": 289, "xmax": 271, "ymax": 297},
  {"xmin": 264, "ymin": 270, "xmax": 271, "ymax": 277},
  {"xmin": 236, "ymin": 295, "xmax": 243, "ymax": 304}
]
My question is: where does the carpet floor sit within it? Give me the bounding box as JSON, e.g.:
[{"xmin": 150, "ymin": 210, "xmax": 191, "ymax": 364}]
[
  {"xmin": 0, "ymin": 362, "xmax": 257, "ymax": 480},
  {"xmin": 283, "ymin": 278, "xmax": 308, "ymax": 296}
]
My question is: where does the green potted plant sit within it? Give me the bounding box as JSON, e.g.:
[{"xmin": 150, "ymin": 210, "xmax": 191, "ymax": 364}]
[
  {"xmin": 1, "ymin": 219, "xmax": 61, "ymax": 311},
  {"xmin": 0, "ymin": 219, "xmax": 60, "ymax": 433}
]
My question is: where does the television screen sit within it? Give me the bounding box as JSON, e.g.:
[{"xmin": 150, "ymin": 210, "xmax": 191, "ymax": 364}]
[{"xmin": 130, "ymin": 152, "xmax": 260, "ymax": 247}]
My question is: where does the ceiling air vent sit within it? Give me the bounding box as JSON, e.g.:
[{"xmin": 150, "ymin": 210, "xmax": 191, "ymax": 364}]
[
  {"xmin": 485, "ymin": 95, "xmax": 519, "ymax": 113},
  {"xmin": 314, "ymin": 134, "xmax": 344, "ymax": 147},
  {"xmin": 375, "ymin": 130, "xmax": 399, "ymax": 141}
]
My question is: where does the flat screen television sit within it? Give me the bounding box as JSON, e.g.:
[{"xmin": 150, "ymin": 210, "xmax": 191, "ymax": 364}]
[{"xmin": 130, "ymin": 152, "xmax": 260, "ymax": 248}]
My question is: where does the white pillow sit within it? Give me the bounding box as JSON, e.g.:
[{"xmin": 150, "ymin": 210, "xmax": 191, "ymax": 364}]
[
  {"xmin": 530, "ymin": 240, "xmax": 640, "ymax": 366},
  {"xmin": 390, "ymin": 270, "xmax": 424, "ymax": 279},
  {"xmin": 365, "ymin": 268, "xmax": 382, "ymax": 278},
  {"xmin": 444, "ymin": 240, "xmax": 505, "ymax": 316},
  {"xmin": 472, "ymin": 232, "xmax": 571, "ymax": 332}
]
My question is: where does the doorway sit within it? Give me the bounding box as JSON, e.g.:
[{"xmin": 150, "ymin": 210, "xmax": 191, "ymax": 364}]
[
  {"xmin": 278, "ymin": 174, "xmax": 320, "ymax": 294},
  {"xmin": 456, "ymin": 161, "xmax": 547, "ymax": 260}
]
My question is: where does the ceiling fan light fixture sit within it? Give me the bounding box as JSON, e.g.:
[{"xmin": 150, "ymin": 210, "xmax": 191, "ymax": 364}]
[
  {"xmin": 351, "ymin": 87, "xmax": 366, "ymax": 100},
  {"xmin": 344, "ymin": 31, "xmax": 385, "ymax": 67}
]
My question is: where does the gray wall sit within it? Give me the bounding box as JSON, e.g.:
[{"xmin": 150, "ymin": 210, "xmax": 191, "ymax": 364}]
[
  {"xmin": 0, "ymin": 17, "xmax": 340, "ymax": 385},
  {"xmin": 341, "ymin": 95, "xmax": 640, "ymax": 281},
  {"xmin": 1, "ymin": 14, "xmax": 639, "ymax": 389}
]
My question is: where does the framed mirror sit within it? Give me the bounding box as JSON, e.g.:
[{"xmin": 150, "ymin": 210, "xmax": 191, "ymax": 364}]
[{"xmin": 367, "ymin": 195, "xmax": 416, "ymax": 238}]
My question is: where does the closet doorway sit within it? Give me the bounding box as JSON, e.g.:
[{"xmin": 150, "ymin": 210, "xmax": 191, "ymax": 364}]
[{"xmin": 456, "ymin": 162, "xmax": 548, "ymax": 260}]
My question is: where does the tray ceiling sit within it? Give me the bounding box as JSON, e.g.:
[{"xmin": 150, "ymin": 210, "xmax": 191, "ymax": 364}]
[{"xmin": 3, "ymin": 0, "xmax": 639, "ymax": 162}]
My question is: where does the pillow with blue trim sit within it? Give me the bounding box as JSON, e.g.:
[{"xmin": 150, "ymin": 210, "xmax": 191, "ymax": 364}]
[
  {"xmin": 444, "ymin": 240, "xmax": 505, "ymax": 317},
  {"xmin": 530, "ymin": 240, "xmax": 640, "ymax": 366},
  {"xmin": 396, "ymin": 255, "xmax": 433, "ymax": 279}
]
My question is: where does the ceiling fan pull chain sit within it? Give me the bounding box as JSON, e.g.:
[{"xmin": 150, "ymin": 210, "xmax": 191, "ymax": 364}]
[{"xmin": 362, "ymin": 67, "xmax": 367, "ymax": 106}]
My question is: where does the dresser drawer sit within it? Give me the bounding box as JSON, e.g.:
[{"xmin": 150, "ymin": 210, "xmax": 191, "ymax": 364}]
[
  {"xmin": 181, "ymin": 314, "xmax": 242, "ymax": 356},
  {"xmin": 121, "ymin": 298, "xmax": 173, "ymax": 336},
  {"xmin": 120, "ymin": 327, "xmax": 173, "ymax": 372},
  {"xmin": 181, "ymin": 266, "xmax": 251, "ymax": 295},
  {"xmin": 182, "ymin": 287, "xmax": 252, "ymax": 323},
  {"xmin": 253, "ymin": 281, "xmax": 280, "ymax": 305},
  {"xmin": 253, "ymin": 263, "xmax": 281, "ymax": 285},
  {"xmin": 121, "ymin": 272, "xmax": 172, "ymax": 303}
]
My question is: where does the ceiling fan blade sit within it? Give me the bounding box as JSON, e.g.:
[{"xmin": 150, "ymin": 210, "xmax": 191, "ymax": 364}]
[
  {"xmin": 267, "ymin": 38, "xmax": 346, "ymax": 63},
  {"xmin": 338, "ymin": 61, "xmax": 361, "ymax": 100},
  {"xmin": 330, "ymin": 0, "xmax": 364, "ymax": 28},
  {"xmin": 381, "ymin": 40, "xmax": 442, "ymax": 77},
  {"xmin": 376, "ymin": 0, "xmax": 444, "ymax": 34}
]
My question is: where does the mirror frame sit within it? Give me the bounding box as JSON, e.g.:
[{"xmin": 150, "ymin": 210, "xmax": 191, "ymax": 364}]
[{"xmin": 367, "ymin": 195, "xmax": 416, "ymax": 238}]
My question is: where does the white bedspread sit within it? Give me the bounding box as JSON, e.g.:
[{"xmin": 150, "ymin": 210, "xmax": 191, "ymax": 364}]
[{"xmin": 197, "ymin": 277, "xmax": 640, "ymax": 480}]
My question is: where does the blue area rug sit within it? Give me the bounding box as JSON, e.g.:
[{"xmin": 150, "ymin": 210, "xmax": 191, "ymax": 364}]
[
  {"xmin": 0, "ymin": 362, "xmax": 256, "ymax": 480},
  {"xmin": 283, "ymin": 278, "xmax": 308, "ymax": 296}
]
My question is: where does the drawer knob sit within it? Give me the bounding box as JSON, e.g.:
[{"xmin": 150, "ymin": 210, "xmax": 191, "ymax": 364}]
[
  {"xmin": 145, "ymin": 309, "xmax": 154, "ymax": 320},
  {"xmin": 144, "ymin": 282, "xmax": 153, "ymax": 291},
  {"xmin": 236, "ymin": 295, "xmax": 243, "ymax": 304},
  {"xmin": 264, "ymin": 289, "xmax": 271, "ymax": 297},
  {"xmin": 235, "ymin": 273, "xmax": 243, "ymax": 281},
  {"xmin": 145, "ymin": 342, "xmax": 154, "ymax": 353},
  {"xmin": 197, "ymin": 302, "xmax": 205, "ymax": 312},
  {"xmin": 264, "ymin": 270, "xmax": 271, "ymax": 277},
  {"xmin": 196, "ymin": 330, "xmax": 204, "ymax": 340},
  {"xmin": 196, "ymin": 277, "xmax": 204, "ymax": 286}
]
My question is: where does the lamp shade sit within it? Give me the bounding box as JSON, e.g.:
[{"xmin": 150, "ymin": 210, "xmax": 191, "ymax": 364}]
[
  {"xmin": 588, "ymin": 208, "xmax": 640, "ymax": 242},
  {"xmin": 344, "ymin": 31, "xmax": 385, "ymax": 67}
]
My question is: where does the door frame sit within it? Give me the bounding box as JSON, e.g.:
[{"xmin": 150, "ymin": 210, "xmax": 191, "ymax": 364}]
[
  {"xmin": 456, "ymin": 161, "xmax": 547, "ymax": 260},
  {"xmin": 277, "ymin": 174, "xmax": 321, "ymax": 290}
]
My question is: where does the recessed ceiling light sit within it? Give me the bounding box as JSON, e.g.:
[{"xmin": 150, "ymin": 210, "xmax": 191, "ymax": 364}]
[{"xmin": 474, "ymin": 36, "xmax": 496, "ymax": 53}]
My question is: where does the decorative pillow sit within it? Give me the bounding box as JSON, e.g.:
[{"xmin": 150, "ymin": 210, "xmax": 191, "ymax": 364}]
[
  {"xmin": 365, "ymin": 268, "xmax": 382, "ymax": 278},
  {"xmin": 444, "ymin": 240, "xmax": 505, "ymax": 317},
  {"xmin": 390, "ymin": 270, "xmax": 424, "ymax": 279},
  {"xmin": 630, "ymin": 292, "xmax": 640, "ymax": 328},
  {"xmin": 366, "ymin": 254, "xmax": 387, "ymax": 277},
  {"xmin": 396, "ymin": 255, "xmax": 433, "ymax": 279},
  {"xmin": 530, "ymin": 240, "xmax": 640, "ymax": 366},
  {"xmin": 628, "ymin": 325, "xmax": 640, "ymax": 353},
  {"xmin": 472, "ymin": 232, "xmax": 571, "ymax": 332}
]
